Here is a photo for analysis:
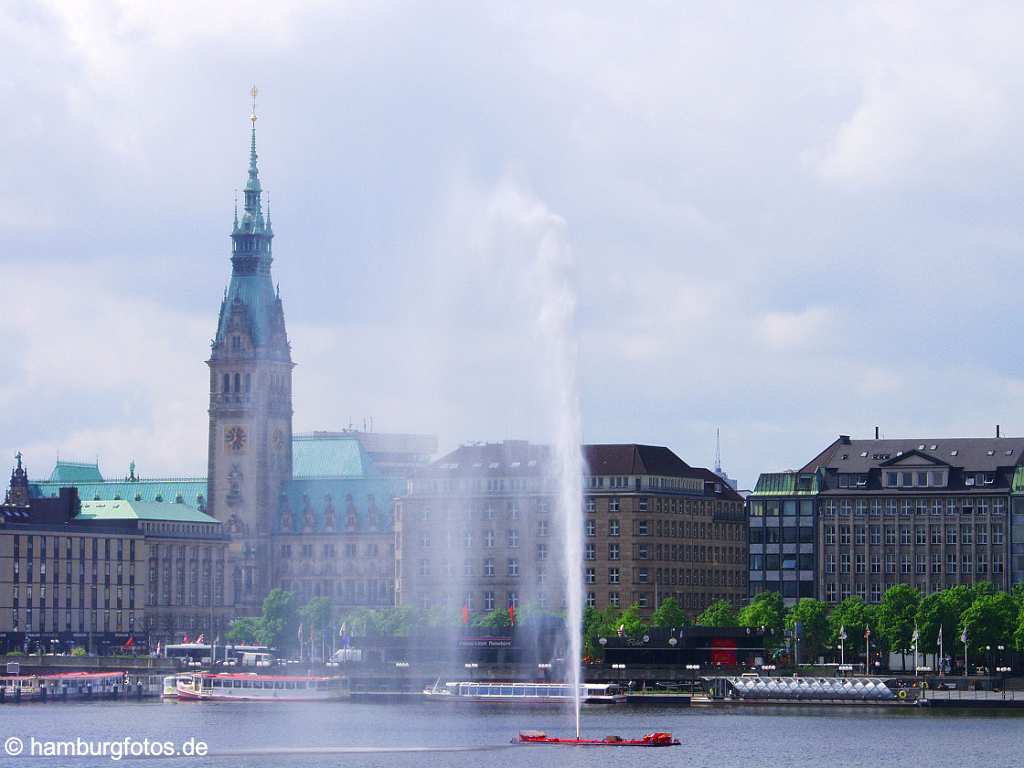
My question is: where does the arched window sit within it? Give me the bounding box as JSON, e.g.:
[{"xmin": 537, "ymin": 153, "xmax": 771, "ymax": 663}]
[
  {"xmin": 244, "ymin": 373, "xmax": 251, "ymax": 393},
  {"xmin": 222, "ymin": 374, "xmax": 230, "ymax": 393},
  {"xmin": 234, "ymin": 373, "xmax": 241, "ymax": 392}
]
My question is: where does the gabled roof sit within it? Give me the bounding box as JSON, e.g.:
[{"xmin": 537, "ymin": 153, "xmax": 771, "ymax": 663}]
[
  {"xmin": 801, "ymin": 436, "xmax": 1024, "ymax": 474},
  {"xmin": 49, "ymin": 461, "xmax": 103, "ymax": 484},
  {"xmin": 77, "ymin": 499, "xmax": 220, "ymax": 525},
  {"xmin": 878, "ymin": 450, "xmax": 950, "ymax": 468},
  {"xmin": 583, "ymin": 444, "xmax": 692, "ymax": 477}
]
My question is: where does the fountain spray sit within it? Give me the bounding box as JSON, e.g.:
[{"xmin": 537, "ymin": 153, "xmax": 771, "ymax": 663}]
[{"xmin": 533, "ymin": 225, "xmax": 584, "ymax": 739}]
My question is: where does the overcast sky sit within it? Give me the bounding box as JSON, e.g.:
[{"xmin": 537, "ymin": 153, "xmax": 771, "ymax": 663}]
[{"xmin": 3, "ymin": 1, "xmax": 1024, "ymax": 488}]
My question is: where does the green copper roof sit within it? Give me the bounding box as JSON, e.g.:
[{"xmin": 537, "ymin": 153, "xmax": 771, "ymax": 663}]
[
  {"xmin": 751, "ymin": 471, "xmax": 821, "ymax": 496},
  {"xmin": 30, "ymin": 478, "xmax": 207, "ymax": 510},
  {"xmin": 49, "ymin": 461, "xmax": 103, "ymax": 484},
  {"xmin": 292, "ymin": 435, "xmax": 374, "ymax": 479},
  {"xmin": 77, "ymin": 499, "xmax": 220, "ymax": 525},
  {"xmin": 1012, "ymin": 465, "xmax": 1024, "ymax": 494}
]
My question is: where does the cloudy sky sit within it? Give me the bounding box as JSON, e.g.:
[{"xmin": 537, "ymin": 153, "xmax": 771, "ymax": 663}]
[{"xmin": 3, "ymin": 1, "xmax": 1024, "ymax": 488}]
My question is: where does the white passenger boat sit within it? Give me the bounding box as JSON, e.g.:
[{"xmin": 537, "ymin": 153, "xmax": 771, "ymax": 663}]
[
  {"xmin": 175, "ymin": 672, "xmax": 348, "ymax": 702},
  {"xmin": 423, "ymin": 681, "xmax": 626, "ymax": 704},
  {"xmin": 162, "ymin": 673, "xmax": 193, "ymax": 699}
]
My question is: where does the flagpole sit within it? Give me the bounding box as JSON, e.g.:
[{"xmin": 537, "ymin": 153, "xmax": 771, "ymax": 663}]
[{"xmin": 938, "ymin": 626, "xmax": 943, "ymax": 678}]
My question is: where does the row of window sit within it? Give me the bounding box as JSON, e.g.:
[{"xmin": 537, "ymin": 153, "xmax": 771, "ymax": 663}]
[
  {"xmin": 825, "ymin": 552, "xmax": 1004, "ymax": 575},
  {"xmin": 11, "ymin": 535, "xmax": 136, "ymax": 561},
  {"xmin": 749, "ymin": 553, "xmax": 815, "ymax": 571},
  {"xmin": 823, "ymin": 578, "xmax": 1001, "ymax": 604},
  {"xmin": 822, "ymin": 497, "xmax": 1005, "ymax": 516},
  {"xmin": 279, "ymin": 542, "xmax": 382, "ymax": 559},
  {"xmin": 10, "ymin": 609, "xmax": 136, "ymax": 634},
  {"xmin": 823, "ymin": 524, "xmax": 1005, "ymax": 545},
  {"xmin": 11, "ymin": 560, "xmax": 135, "ymax": 587},
  {"xmin": 750, "ymin": 526, "xmax": 815, "ymax": 544}
]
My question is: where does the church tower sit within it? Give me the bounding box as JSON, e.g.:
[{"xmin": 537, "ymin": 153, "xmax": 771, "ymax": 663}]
[{"xmin": 207, "ymin": 89, "xmax": 294, "ymax": 611}]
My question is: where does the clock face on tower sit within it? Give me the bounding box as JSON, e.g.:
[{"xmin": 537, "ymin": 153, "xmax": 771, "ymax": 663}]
[{"xmin": 225, "ymin": 426, "xmax": 247, "ymax": 453}]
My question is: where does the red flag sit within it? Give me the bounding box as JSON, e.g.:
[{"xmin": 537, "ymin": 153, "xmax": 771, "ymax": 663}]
[
  {"xmin": 123, "ymin": 636, "xmax": 134, "ymax": 648},
  {"xmin": 462, "ymin": 606, "xmax": 469, "ymax": 625},
  {"xmin": 183, "ymin": 633, "xmax": 190, "ymax": 643},
  {"xmin": 508, "ymin": 606, "xmax": 516, "ymax": 626}
]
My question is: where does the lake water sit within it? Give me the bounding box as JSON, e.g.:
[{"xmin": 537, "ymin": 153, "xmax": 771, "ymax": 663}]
[{"xmin": 0, "ymin": 700, "xmax": 1020, "ymax": 767}]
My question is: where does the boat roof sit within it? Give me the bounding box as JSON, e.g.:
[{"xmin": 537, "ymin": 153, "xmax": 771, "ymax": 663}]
[{"xmin": 195, "ymin": 673, "xmax": 337, "ymax": 681}]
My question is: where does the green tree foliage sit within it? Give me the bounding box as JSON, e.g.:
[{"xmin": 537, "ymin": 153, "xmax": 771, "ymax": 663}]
[
  {"xmin": 226, "ymin": 616, "xmax": 265, "ymax": 645},
  {"xmin": 738, "ymin": 591, "xmax": 784, "ymax": 638},
  {"xmin": 472, "ymin": 607, "xmax": 512, "ymax": 629},
  {"xmin": 827, "ymin": 596, "xmax": 874, "ymax": 649},
  {"xmin": 960, "ymin": 593, "xmax": 1018, "ymax": 652},
  {"xmin": 1013, "ymin": 608, "xmax": 1024, "ymax": 653},
  {"xmin": 697, "ymin": 599, "xmax": 738, "ymax": 627},
  {"xmin": 876, "ymin": 584, "xmax": 921, "ymax": 652},
  {"xmin": 299, "ymin": 597, "xmax": 335, "ymax": 636},
  {"xmin": 785, "ymin": 599, "xmax": 830, "ymax": 661},
  {"xmin": 260, "ymin": 588, "xmax": 299, "ymax": 650},
  {"xmin": 651, "ymin": 597, "xmax": 689, "ymax": 629}
]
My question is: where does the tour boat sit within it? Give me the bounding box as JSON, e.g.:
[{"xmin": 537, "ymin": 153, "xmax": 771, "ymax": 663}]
[
  {"xmin": 162, "ymin": 673, "xmax": 193, "ymax": 699},
  {"xmin": 175, "ymin": 672, "xmax": 349, "ymax": 702},
  {"xmin": 517, "ymin": 731, "xmax": 680, "ymax": 747},
  {"xmin": 423, "ymin": 681, "xmax": 626, "ymax": 704},
  {"xmin": 0, "ymin": 675, "xmax": 42, "ymax": 700}
]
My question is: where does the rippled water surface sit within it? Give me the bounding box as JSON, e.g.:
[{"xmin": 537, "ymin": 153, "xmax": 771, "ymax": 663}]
[{"xmin": 1, "ymin": 699, "xmax": 1020, "ymax": 768}]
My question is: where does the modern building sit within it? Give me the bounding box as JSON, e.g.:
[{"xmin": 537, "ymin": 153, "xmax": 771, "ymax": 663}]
[
  {"xmin": 747, "ymin": 471, "xmax": 819, "ymax": 605},
  {"xmin": 396, "ymin": 441, "xmax": 747, "ymax": 620},
  {"xmin": 751, "ymin": 433, "xmax": 1022, "ymax": 607}
]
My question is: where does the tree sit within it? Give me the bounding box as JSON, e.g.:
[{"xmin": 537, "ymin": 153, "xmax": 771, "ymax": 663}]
[
  {"xmin": 827, "ymin": 596, "xmax": 874, "ymax": 651},
  {"xmin": 299, "ymin": 597, "xmax": 335, "ymax": 640},
  {"xmin": 739, "ymin": 591, "xmax": 784, "ymax": 638},
  {"xmin": 1013, "ymin": 608, "xmax": 1024, "ymax": 653},
  {"xmin": 615, "ymin": 603, "xmax": 649, "ymax": 639},
  {"xmin": 226, "ymin": 616, "xmax": 264, "ymax": 645},
  {"xmin": 697, "ymin": 599, "xmax": 738, "ymax": 627},
  {"xmin": 876, "ymin": 584, "xmax": 920, "ymax": 653},
  {"xmin": 260, "ymin": 588, "xmax": 299, "ymax": 651},
  {"xmin": 785, "ymin": 599, "xmax": 830, "ymax": 662},
  {"xmin": 960, "ymin": 593, "xmax": 1018, "ymax": 654},
  {"xmin": 472, "ymin": 607, "xmax": 511, "ymax": 629},
  {"xmin": 651, "ymin": 597, "xmax": 688, "ymax": 629}
]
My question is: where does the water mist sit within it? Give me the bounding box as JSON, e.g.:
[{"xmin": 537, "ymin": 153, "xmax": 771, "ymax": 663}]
[{"xmin": 532, "ymin": 223, "xmax": 585, "ymax": 739}]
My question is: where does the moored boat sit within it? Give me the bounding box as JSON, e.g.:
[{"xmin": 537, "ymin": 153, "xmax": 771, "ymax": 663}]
[
  {"xmin": 424, "ymin": 681, "xmax": 626, "ymax": 704},
  {"xmin": 175, "ymin": 672, "xmax": 348, "ymax": 702},
  {"xmin": 163, "ymin": 673, "xmax": 193, "ymax": 699},
  {"xmin": 517, "ymin": 731, "xmax": 680, "ymax": 747}
]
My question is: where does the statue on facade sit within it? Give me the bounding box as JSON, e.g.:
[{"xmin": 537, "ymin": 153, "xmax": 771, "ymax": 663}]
[
  {"xmin": 301, "ymin": 494, "xmax": 315, "ymax": 532},
  {"xmin": 323, "ymin": 495, "xmax": 337, "ymax": 532},
  {"xmin": 279, "ymin": 493, "xmax": 294, "ymax": 532},
  {"xmin": 226, "ymin": 464, "xmax": 243, "ymax": 507},
  {"xmin": 367, "ymin": 494, "xmax": 380, "ymax": 532},
  {"xmin": 344, "ymin": 494, "xmax": 358, "ymax": 532}
]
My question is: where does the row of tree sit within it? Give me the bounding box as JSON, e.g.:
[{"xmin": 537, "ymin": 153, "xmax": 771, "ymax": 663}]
[
  {"xmin": 585, "ymin": 582, "xmax": 1024, "ymax": 663},
  {"xmin": 229, "ymin": 583, "xmax": 1024, "ymax": 664}
]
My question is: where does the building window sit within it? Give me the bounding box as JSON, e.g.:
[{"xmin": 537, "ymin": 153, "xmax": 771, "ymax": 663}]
[
  {"xmin": 608, "ymin": 543, "xmax": 620, "ymax": 561},
  {"xmin": 586, "ymin": 592, "xmax": 596, "ymax": 609},
  {"xmin": 586, "ymin": 568, "xmax": 596, "ymax": 585},
  {"xmin": 609, "ymin": 592, "xmax": 620, "ymax": 608},
  {"xmin": 609, "ymin": 497, "xmax": 620, "ymax": 513},
  {"xmin": 483, "ymin": 558, "xmax": 494, "ymax": 577},
  {"xmin": 609, "ymin": 519, "xmax": 620, "ymax": 536},
  {"xmin": 840, "ymin": 554, "xmax": 850, "ymax": 574},
  {"xmin": 584, "ymin": 543, "xmax": 596, "ymax": 561},
  {"xmin": 824, "ymin": 526, "xmax": 835, "ymax": 545},
  {"xmin": 507, "ymin": 559, "xmax": 519, "ymax": 577},
  {"xmin": 609, "ymin": 567, "xmax": 620, "ymax": 584},
  {"xmin": 507, "ymin": 529, "xmax": 520, "ymax": 548},
  {"xmin": 584, "ymin": 519, "xmax": 596, "ymax": 537},
  {"xmin": 484, "ymin": 591, "xmax": 495, "ymax": 611}
]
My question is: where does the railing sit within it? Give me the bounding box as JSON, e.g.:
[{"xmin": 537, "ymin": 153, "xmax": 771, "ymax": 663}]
[{"xmin": 921, "ymin": 689, "xmax": 1021, "ymax": 702}]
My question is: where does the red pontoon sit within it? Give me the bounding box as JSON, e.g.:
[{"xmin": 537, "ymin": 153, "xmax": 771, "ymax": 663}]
[{"xmin": 516, "ymin": 731, "xmax": 680, "ymax": 747}]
